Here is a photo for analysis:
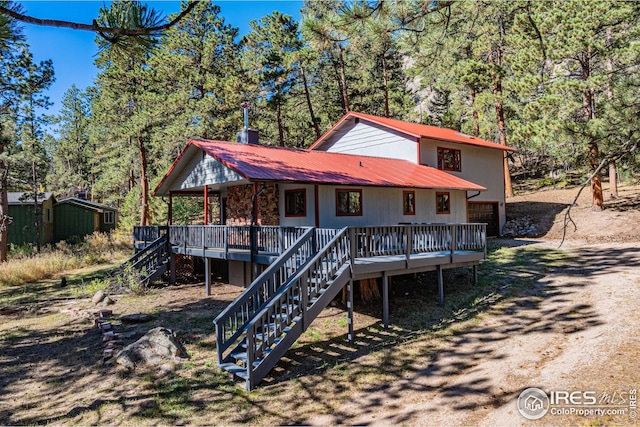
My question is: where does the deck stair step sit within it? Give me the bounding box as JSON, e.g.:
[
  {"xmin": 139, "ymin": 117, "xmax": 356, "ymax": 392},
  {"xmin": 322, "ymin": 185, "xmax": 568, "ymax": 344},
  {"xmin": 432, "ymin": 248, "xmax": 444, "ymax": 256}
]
[
  {"xmin": 219, "ymin": 362, "xmax": 249, "ymax": 379},
  {"xmin": 117, "ymin": 234, "xmax": 169, "ymax": 286},
  {"xmin": 215, "ymin": 227, "xmax": 352, "ymax": 390}
]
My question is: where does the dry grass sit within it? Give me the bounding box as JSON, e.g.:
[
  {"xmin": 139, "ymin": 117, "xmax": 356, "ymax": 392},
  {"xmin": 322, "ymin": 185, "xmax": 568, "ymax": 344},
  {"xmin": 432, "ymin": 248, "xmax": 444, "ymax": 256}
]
[{"xmin": 0, "ymin": 232, "xmax": 131, "ymax": 288}]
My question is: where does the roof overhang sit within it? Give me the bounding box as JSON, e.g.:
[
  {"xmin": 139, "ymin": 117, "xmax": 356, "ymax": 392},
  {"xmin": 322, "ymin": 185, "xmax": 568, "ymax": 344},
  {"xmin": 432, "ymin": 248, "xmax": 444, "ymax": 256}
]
[
  {"xmin": 154, "ymin": 139, "xmax": 486, "ymax": 197},
  {"xmin": 154, "ymin": 141, "xmax": 249, "ymax": 196},
  {"xmin": 308, "ymin": 111, "xmax": 517, "ymax": 152},
  {"xmin": 54, "ymin": 198, "xmax": 117, "ymax": 213}
]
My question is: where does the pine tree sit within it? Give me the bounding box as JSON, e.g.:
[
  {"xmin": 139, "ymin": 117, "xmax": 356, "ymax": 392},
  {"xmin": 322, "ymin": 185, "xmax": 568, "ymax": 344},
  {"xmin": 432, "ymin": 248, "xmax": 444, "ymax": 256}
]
[
  {"xmin": 145, "ymin": 1, "xmax": 243, "ymax": 159},
  {"xmin": 0, "ymin": 43, "xmax": 54, "ymax": 253},
  {"xmin": 48, "ymin": 85, "xmax": 91, "ymax": 198},
  {"xmin": 524, "ymin": 0, "xmax": 640, "ymax": 210},
  {"xmin": 90, "ymin": 0, "xmax": 160, "ymax": 226},
  {"xmin": 242, "ymin": 11, "xmax": 303, "ymax": 147}
]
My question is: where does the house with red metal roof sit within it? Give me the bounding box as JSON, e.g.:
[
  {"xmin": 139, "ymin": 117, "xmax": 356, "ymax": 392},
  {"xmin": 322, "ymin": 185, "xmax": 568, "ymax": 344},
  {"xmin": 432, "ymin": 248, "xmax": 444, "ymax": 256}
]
[
  {"xmin": 154, "ymin": 111, "xmax": 513, "ymax": 236},
  {"xmin": 309, "ymin": 112, "xmax": 516, "ymax": 236},
  {"xmin": 142, "ymin": 113, "xmax": 503, "ymax": 388}
]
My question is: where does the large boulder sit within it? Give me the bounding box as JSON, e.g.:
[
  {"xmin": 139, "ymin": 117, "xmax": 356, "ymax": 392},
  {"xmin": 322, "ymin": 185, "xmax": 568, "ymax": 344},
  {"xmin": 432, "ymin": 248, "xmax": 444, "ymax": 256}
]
[
  {"xmin": 116, "ymin": 327, "xmax": 188, "ymax": 370},
  {"xmin": 92, "ymin": 290, "xmax": 106, "ymax": 305}
]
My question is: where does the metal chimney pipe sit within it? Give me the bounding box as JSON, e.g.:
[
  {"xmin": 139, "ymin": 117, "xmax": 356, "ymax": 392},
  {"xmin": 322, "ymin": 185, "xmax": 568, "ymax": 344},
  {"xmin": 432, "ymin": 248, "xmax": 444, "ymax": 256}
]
[{"xmin": 241, "ymin": 102, "xmax": 250, "ymax": 130}]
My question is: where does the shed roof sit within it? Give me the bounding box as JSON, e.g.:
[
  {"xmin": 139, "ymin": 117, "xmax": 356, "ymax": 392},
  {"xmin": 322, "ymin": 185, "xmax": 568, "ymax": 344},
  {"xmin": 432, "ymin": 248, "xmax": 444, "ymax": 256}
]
[
  {"xmin": 154, "ymin": 139, "xmax": 485, "ymax": 196},
  {"xmin": 8, "ymin": 192, "xmax": 54, "ymax": 205},
  {"xmin": 55, "ymin": 197, "xmax": 117, "ymax": 213},
  {"xmin": 308, "ymin": 111, "xmax": 517, "ymax": 152}
]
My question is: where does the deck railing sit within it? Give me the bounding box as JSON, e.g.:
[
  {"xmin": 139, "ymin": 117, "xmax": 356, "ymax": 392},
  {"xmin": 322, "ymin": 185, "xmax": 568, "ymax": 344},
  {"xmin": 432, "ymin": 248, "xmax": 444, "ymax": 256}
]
[
  {"xmin": 133, "ymin": 225, "xmax": 168, "ymax": 251},
  {"xmin": 164, "ymin": 225, "xmax": 310, "ymax": 254},
  {"xmin": 350, "ymin": 223, "xmax": 486, "ymax": 259},
  {"xmin": 134, "ymin": 223, "xmax": 486, "ymax": 260}
]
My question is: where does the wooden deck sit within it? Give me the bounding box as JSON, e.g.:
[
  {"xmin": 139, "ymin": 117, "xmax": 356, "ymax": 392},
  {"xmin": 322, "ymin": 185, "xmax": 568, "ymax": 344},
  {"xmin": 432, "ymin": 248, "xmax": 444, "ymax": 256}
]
[
  {"xmin": 133, "ymin": 223, "xmax": 487, "ymax": 389},
  {"xmin": 134, "ymin": 225, "xmax": 338, "ymax": 264},
  {"xmin": 133, "ymin": 223, "xmax": 486, "ymax": 311},
  {"xmin": 353, "ymin": 250, "xmax": 483, "ymax": 277},
  {"xmin": 134, "ymin": 223, "xmax": 485, "ymax": 269}
]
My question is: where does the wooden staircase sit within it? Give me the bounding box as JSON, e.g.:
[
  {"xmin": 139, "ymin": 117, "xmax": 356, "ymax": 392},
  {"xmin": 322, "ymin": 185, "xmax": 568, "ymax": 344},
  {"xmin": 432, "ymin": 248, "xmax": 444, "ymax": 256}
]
[
  {"xmin": 214, "ymin": 227, "xmax": 351, "ymax": 390},
  {"xmin": 119, "ymin": 234, "xmax": 170, "ymax": 285}
]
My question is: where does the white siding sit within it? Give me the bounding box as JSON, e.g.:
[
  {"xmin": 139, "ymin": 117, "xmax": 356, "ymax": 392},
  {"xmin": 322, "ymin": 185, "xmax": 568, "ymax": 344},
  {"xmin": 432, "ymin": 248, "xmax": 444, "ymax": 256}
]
[
  {"xmin": 317, "ymin": 120, "xmax": 417, "ymax": 162},
  {"xmin": 169, "ymin": 149, "xmax": 246, "ymax": 192},
  {"xmin": 278, "ymin": 183, "xmax": 316, "ymax": 227},
  {"xmin": 316, "ymin": 185, "xmax": 468, "ymax": 229},
  {"xmin": 420, "ymin": 138, "xmax": 507, "ymax": 230}
]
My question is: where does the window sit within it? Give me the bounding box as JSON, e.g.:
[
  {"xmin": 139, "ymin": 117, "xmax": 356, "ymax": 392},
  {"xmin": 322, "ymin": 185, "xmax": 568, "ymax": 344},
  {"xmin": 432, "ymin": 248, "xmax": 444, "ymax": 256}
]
[
  {"xmin": 284, "ymin": 189, "xmax": 306, "ymax": 217},
  {"xmin": 436, "ymin": 192, "xmax": 450, "ymax": 214},
  {"xmin": 403, "ymin": 191, "xmax": 416, "ymax": 215},
  {"xmin": 336, "ymin": 189, "xmax": 362, "ymax": 216},
  {"xmin": 437, "ymin": 147, "xmax": 461, "ymax": 172},
  {"xmin": 104, "ymin": 211, "xmax": 115, "ymax": 224}
]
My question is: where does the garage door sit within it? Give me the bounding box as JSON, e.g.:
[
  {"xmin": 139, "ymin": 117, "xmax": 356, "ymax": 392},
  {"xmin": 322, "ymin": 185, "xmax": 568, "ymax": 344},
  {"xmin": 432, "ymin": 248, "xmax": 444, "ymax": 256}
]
[{"xmin": 468, "ymin": 202, "xmax": 499, "ymax": 237}]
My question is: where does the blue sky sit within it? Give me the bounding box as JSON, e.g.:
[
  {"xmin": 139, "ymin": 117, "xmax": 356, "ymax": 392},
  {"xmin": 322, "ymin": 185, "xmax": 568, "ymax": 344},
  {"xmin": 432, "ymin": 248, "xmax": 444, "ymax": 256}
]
[{"xmin": 20, "ymin": 1, "xmax": 303, "ymax": 120}]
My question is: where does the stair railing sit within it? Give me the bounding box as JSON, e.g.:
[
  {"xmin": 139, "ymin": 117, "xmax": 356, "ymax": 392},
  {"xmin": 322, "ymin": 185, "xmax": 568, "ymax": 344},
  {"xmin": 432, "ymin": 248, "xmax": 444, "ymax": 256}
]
[
  {"xmin": 118, "ymin": 234, "xmax": 169, "ymax": 284},
  {"xmin": 214, "ymin": 227, "xmax": 317, "ymax": 363},
  {"xmin": 242, "ymin": 227, "xmax": 350, "ymax": 387}
]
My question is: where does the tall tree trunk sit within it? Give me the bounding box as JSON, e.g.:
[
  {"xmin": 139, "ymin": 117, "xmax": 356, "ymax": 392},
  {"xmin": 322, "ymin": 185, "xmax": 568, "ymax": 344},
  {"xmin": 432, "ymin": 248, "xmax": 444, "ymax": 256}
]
[
  {"xmin": 336, "ymin": 42, "xmax": 350, "ymax": 113},
  {"xmin": 582, "ymin": 51, "xmax": 604, "ymax": 210},
  {"xmin": 32, "ymin": 161, "xmax": 41, "ymax": 252},
  {"xmin": 604, "ymin": 35, "xmax": 618, "ymax": 199},
  {"xmin": 609, "ymin": 161, "xmax": 618, "ymax": 199},
  {"xmin": 276, "ymin": 102, "xmax": 285, "ymax": 147},
  {"xmin": 589, "ymin": 142, "xmax": 604, "ymax": 211},
  {"xmin": 0, "ymin": 141, "xmax": 9, "ymax": 262},
  {"xmin": 382, "ymin": 53, "xmax": 390, "ymax": 118},
  {"xmin": 129, "ymin": 168, "xmax": 135, "ymax": 192},
  {"xmin": 471, "ymin": 89, "xmax": 480, "ymax": 136},
  {"xmin": 489, "ymin": 37, "xmax": 514, "ymax": 198},
  {"xmin": 137, "ymin": 135, "xmax": 150, "ymax": 226},
  {"xmin": 300, "ymin": 65, "xmax": 321, "ymax": 140}
]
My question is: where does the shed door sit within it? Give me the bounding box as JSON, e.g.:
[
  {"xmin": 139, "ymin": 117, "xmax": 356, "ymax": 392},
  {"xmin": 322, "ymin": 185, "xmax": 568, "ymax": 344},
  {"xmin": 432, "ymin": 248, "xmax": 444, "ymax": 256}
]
[{"xmin": 468, "ymin": 202, "xmax": 499, "ymax": 237}]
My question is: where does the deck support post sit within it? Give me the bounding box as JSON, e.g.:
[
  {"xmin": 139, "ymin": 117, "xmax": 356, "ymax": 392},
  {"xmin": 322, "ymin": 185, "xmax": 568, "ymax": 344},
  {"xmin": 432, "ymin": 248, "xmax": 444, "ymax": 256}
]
[
  {"xmin": 437, "ymin": 265, "xmax": 444, "ymax": 306},
  {"xmin": 382, "ymin": 272, "xmax": 389, "ymax": 329},
  {"xmin": 473, "ymin": 264, "xmax": 478, "ymax": 286},
  {"xmin": 169, "ymin": 253, "xmax": 176, "ymax": 285},
  {"xmin": 347, "ymin": 280, "xmax": 354, "ymax": 343},
  {"xmin": 205, "ymin": 258, "xmax": 211, "ymax": 296},
  {"xmin": 203, "ymin": 185, "xmax": 209, "ymax": 225}
]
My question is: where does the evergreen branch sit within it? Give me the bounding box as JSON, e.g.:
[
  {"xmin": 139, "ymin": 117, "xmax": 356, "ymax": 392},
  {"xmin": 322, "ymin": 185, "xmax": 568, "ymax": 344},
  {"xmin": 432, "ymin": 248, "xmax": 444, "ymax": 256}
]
[{"xmin": 0, "ymin": 1, "xmax": 199, "ymax": 36}]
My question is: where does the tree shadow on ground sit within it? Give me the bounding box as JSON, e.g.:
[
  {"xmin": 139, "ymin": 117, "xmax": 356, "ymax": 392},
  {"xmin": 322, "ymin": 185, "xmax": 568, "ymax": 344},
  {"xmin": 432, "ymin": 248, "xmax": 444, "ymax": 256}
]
[
  {"xmin": 0, "ymin": 282, "xmax": 238, "ymax": 426},
  {"xmin": 606, "ymin": 189, "xmax": 640, "ymax": 212},
  {"xmin": 249, "ymin": 244, "xmax": 614, "ymax": 425},
  {"xmin": 4, "ymin": 243, "xmax": 640, "ymax": 425}
]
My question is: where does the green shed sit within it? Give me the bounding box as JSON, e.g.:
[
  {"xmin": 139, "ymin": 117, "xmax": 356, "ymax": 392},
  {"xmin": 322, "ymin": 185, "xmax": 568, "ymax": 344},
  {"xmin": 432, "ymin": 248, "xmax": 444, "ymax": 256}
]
[
  {"xmin": 7, "ymin": 192, "xmax": 55, "ymax": 247},
  {"xmin": 53, "ymin": 198, "xmax": 118, "ymax": 242}
]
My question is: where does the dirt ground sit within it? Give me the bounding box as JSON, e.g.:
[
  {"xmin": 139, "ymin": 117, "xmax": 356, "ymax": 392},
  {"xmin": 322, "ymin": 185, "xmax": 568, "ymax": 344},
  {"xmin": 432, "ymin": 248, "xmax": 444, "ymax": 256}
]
[
  {"xmin": 507, "ymin": 180, "xmax": 640, "ymax": 243},
  {"xmin": 307, "ymin": 239, "xmax": 640, "ymax": 426},
  {"xmin": 0, "ymin": 182, "xmax": 639, "ymax": 426}
]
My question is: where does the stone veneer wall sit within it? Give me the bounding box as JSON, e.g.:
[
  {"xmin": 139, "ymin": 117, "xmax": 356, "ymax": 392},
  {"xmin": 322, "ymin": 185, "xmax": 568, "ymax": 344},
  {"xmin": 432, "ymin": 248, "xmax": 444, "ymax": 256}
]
[{"xmin": 225, "ymin": 183, "xmax": 279, "ymax": 226}]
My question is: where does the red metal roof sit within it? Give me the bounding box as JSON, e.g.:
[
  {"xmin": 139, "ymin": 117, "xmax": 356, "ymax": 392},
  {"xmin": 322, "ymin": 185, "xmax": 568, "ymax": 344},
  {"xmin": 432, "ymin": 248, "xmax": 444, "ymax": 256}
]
[
  {"xmin": 152, "ymin": 139, "xmax": 485, "ymax": 194},
  {"xmin": 308, "ymin": 111, "xmax": 517, "ymax": 152}
]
